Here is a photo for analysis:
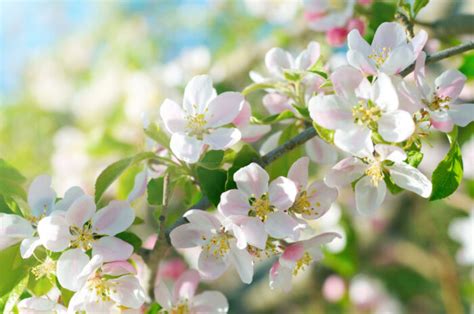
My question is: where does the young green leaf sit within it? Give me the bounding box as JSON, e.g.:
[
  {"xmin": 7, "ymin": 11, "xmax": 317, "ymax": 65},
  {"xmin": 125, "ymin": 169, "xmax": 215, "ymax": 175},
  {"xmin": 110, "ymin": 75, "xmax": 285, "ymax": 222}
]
[
  {"xmin": 144, "ymin": 122, "xmax": 170, "ymax": 149},
  {"xmin": 413, "ymin": 0, "xmax": 429, "ymax": 16},
  {"xmin": 0, "ymin": 159, "xmax": 26, "ymax": 201},
  {"xmin": 242, "ymin": 82, "xmax": 275, "ymax": 96},
  {"xmin": 196, "ymin": 167, "xmax": 227, "ymax": 206},
  {"xmin": 198, "ymin": 150, "xmax": 224, "ymax": 169},
  {"xmin": 430, "ymin": 140, "xmax": 463, "ymax": 201},
  {"xmin": 147, "ymin": 177, "xmax": 164, "ymax": 206}
]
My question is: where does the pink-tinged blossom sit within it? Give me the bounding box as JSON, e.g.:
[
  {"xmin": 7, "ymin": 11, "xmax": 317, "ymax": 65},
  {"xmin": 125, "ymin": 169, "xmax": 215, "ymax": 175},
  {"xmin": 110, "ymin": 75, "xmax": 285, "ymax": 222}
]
[
  {"xmin": 309, "ymin": 66, "xmax": 415, "ymax": 156},
  {"xmin": 325, "ymin": 144, "xmax": 432, "ymax": 215},
  {"xmin": 326, "ymin": 27, "xmax": 348, "ymax": 47},
  {"xmin": 218, "ymin": 162, "xmax": 303, "ymax": 240},
  {"xmin": 17, "ymin": 297, "xmax": 67, "ymax": 314},
  {"xmin": 37, "ymin": 195, "xmax": 135, "ymax": 262},
  {"xmin": 157, "ymin": 258, "xmax": 188, "ymax": 282},
  {"xmin": 154, "ymin": 269, "xmax": 228, "ymax": 313},
  {"xmin": 160, "ymin": 75, "xmax": 243, "ymax": 163},
  {"xmin": 347, "ymin": 22, "xmax": 427, "ymax": 75},
  {"xmin": 0, "ymin": 175, "xmax": 84, "ymax": 258},
  {"xmin": 57, "ymin": 250, "xmax": 146, "ymax": 313},
  {"xmin": 323, "ymin": 275, "xmax": 346, "ymax": 303},
  {"xmin": 304, "ymin": 0, "xmax": 355, "ymax": 32},
  {"xmin": 232, "ymin": 101, "xmax": 271, "ymax": 143},
  {"xmin": 287, "ymin": 157, "xmax": 338, "ymax": 220},
  {"xmin": 412, "ymin": 52, "xmax": 474, "ymax": 132},
  {"xmin": 269, "ymin": 232, "xmax": 340, "ymax": 291},
  {"xmin": 170, "ymin": 210, "xmax": 255, "ymax": 284}
]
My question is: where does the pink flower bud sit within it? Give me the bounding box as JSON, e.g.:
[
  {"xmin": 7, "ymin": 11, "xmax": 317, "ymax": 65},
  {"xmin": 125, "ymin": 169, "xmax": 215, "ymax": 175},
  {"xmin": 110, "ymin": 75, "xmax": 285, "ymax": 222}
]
[
  {"xmin": 347, "ymin": 18, "xmax": 365, "ymax": 35},
  {"xmin": 326, "ymin": 27, "xmax": 349, "ymax": 47},
  {"xmin": 304, "ymin": 11, "xmax": 325, "ymax": 22},
  {"xmin": 158, "ymin": 258, "xmax": 187, "ymax": 281},
  {"xmin": 357, "ymin": 0, "xmax": 372, "ymax": 6},
  {"xmin": 323, "ymin": 275, "xmax": 346, "ymax": 303}
]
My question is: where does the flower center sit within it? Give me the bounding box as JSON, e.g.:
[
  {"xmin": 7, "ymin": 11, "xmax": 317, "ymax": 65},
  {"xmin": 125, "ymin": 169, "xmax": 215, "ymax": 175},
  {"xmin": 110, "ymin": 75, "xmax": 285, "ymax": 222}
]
[
  {"xmin": 202, "ymin": 232, "xmax": 231, "ymax": 257},
  {"xmin": 186, "ymin": 113, "xmax": 207, "ymax": 139},
  {"xmin": 87, "ymin": 273, "xmax": 117, "ymax": 302},
  {"xmin": 171, "ymin": 302, "xmax": 190, "ymax": 314},
  {"xmin": 368, "ymin": 47, "xmax": 391, "ymax": 67},
  {"xmin": 352, "ymin": 101, "xmax": 381, "ymax": 127},
  {"xmin": 289, "ymin": 191, "xmax": 318, "ymax": 216},
  {"xmin": 250, "ymin": 195, "xmax": 273, "ymax": 221},
  {"xmin": 70, "ymin": 223, "xmax": 95, "ymax": 251},
  {"xmin": 31, "ymin": 257, "xmax": 56, "ymax": 279},
  {"xmin": 423, "ymin": 94, "xmax": 451, "ymax": 111},
  {"xmin": 293, "ymin": 252, "xmax": 313, "ymax": 276},
  {"xmin": 365, "ymin": 159, "xmax": 384, "ymax": 187}
]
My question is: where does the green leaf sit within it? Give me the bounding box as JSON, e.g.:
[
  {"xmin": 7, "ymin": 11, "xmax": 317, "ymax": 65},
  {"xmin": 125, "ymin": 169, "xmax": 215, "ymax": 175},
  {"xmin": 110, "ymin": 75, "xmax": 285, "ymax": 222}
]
[
  {"xmin": 413, "ymin": 0, "xmax": 429, "ymax": 16},
  {"xmin": 313, "ymin": 122, "xmax": 334, "ymax": 143},
  {"xmin": 0, "ymin": 159, "xmax": 26, "ymax": 201},
  {"xmin": 115, "ymin": 231, "xmax": 143, "ymax": 253},
  {"xmin": 225, "ymin": 145, "xmax": 261, "ymax": 190},
  {"xmin": 198, "ymin": 150, "xmax": 224, "ymax": 169},
  {"xmin": 283, "ymin": 71, "xmax": 301, "ymax": 82},
  {"xmin": 28, "ymin": 275, "xmax": 54, "ymax": 296},
  {"xmin": 133, "ymin": 216, "xmax": 144, "ymax": 225},
  {"xmin": 144, "ymin": 122, "xmax": 170, "ymax": 149},
  {"xmin": 0, "ymin": 244, "xmax": 37, "ymax": 299},
  {"xmin": 95, "ymin": 152, "xmax": 155, "ymax": 203},
  {"xmin": 0, "ymin": 274, "xmax": 29, "ymax": 313},
  {"xmin": 251, "ymin": 110, "xmax": 295, "ymax": 124},
  {"xmin": 146, "ymin": 303, "xmax": 162, "ymax": 314},
  {"xmin": 147, "ymin": 177, "xmax": 164, "ymax": 206},
  {"xmin": 196, "ymin": 167, "xmax": 227, "ymax": 206},
  {"xmin": 293, "ymin": 105, "xmax": 310, "ymax": 118},
  {"xmin": 242, "ymin": 82, "xmax": 275, "ymax": 96},
  {"xmin": 430, "ymin": 140, "xmax": 463, "ymax": 201},
  {"xmin": 308, "ymin": 69, "xmax": 328, "ymax": 79},
  {"xmin": 406, "ymin": 150, "xmax": 424, "ymax": 168},
  {"xmin": 459, "ymin": 53, "xmax": 474, "ymax": 79},
  {"xmin": 384, "ymin": 172, "xmax": 403, "ymax": 195},
  {"xmin": 370, "ymin": 1, "xmax": 397, "ymax": 30}
]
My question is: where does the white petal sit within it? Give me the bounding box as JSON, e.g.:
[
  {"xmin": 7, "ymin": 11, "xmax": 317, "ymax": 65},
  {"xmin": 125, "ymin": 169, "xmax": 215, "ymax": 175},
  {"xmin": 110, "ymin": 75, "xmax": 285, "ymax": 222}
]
[
  {"xmin": 183, "ymin": 75, "xmax": 216, "ymax": 114},
  {"xmin": 355, "ymin": 176, "xmax": 386, "ymax": 216},
  {"xmin": 154, "ymin": 281, "xmax": 172, "ymax": 310},
  {"xmin": 372, "ymin": 73, "xmax": 399, "ymax": 112},
  {"xmin": 378, "ymin": 110, "xmax": 415, "ymax": 142},
  {"xmin": 203, "ymin": 128, "xmax": 241, "ymax": 150},
  {"xmin": 347, "ymin": 50, "xmax": 376, "ymax": 75},
  {"xmin": 37, "ymin": 215, "xmax": 71, "ymax": 252},
  {"xmin": 231, "ymin": 216, "xmax": 267, "ymax": 250},
  {"xmin": 430, "ymin": 110, "xmax": 455, "ymax": 133},
  {"xmin": 184, "ymin": 209, "xmax": 223, "ymax": 231},
  {"xmin": 57, "ymin": 249, "xmax": 90, "ymax": 291},
  {"xmin": 347, "ymin": 29, "xmax": 372, "ymax": 57},
  {"xmin": 324, "ymin": 157, "xmax": 366, "ymax": 188},
  {"xmin": 169, "ymin": 224, "xmax": 209, "ymax": 249},
  {"xmin": 334, "ymin": 125, "xmax": 373, "ymax": 157},
  {"xmin": 54, "ymin": 186, "xmax": 84, "ymax": 212},
  {"xmin": 305, "ymin": 181, "xmax": 338, "ymax": 219},
  {"xmin": 411, "ymin": 29, "xmax": 428, "ymax": 57},
  {"xmin": 372, "ymin": 22, "xmax": 406, "ymax": 51},
  {"xmin": 234, "ymin": 163, "xmax": 269, "ymax": 198},
  {"xmin": 330, "ymin": 65, "xmax": 364, "ymax": 99},
  {"xmin": 435, "ymin": 69, "xmax": 466, "ymax": 100},
  {"xmin": 172, "ymin": 269, "xmax": 200, "ymax": 303},
  {"xmin": 265, "ymin": 47, "xmax": 293, "ymax": 77},
  {"xmin": 228, "ymin": 243, "xmax": 253, "ymax": 284},
  {"xmin": 20, "ymin": 237, "xmax": 42, "ymax": 259},
  {"xmin": 28, "ymin": 175, "xmax": 56, "ymax": 217},
  {"xmin": 304, "ymin": 137, "xmax": 338, "ymax": 165},
  {"xmin": 265, "ymin": 212, "xmax": 302, "ymax": 240},
  {"xmin": 92, "ymin": 236, "xmax": 133, "ymax": 262},
  {"xmin": 269, "ymin": 262, "xmax": 292, "ymax": 292},
  {"xmin": 170, "ymin": 133, "xmax": 204, "ymax": 164},
  {"xmin": 309, "ymin": 94, "xmax": 353, "ymax": 130},
  {"xmin": 127, "ymin": 169, "xmax": 148, "ymax": 202},
  {"xmin": 381, "ymin": 44, "xmax": 414, "ymax": 75},
  {"xmin": 295, "ymin": 41, "xmax": 320, "ymax": 70},
  {"xmin": 374, "ymin": 144, "xmax": 407, "ymax": 162},
  {"xmin": 239, "ymin": 124, "xmax": 271, "ymax": 143},
  {"xmin": 160, "ymin": 98, "xmax": 186, "ymax": 133},
  {"xmin": 288, "ymin": 157, "xmax": 309, "ymax": 190},
  {"xmin": 218, "ymin": 190, "xmax": 250, "ymax": 217},
  {"xmin": 92, "ymin": 200, "xmax": 135, "ymax": 236},
  {"xmin": 448, "ymin": 104, "xmax": 474, "ymax": 127},
  {"xmin": 191, "ymin": 291, "xmax": 229, "ymax": 313},
  {"xmin": 205, "ymin": 92, "xmax": 244, "ymax": 128},
  {"xmin": 66, "ymin": 195, "xmax": 96, "ymax": 228},
  {"xmin": 0, "ymin": 214, "xmax": 34, "ymax": 250},
  {"xmin": 389, "ymin": 162, "xmax": 432, "ymax": 198},
  {"xmin": 109, "ymin": 275, "xmax": 146, "ymax": 309},
  {"xmin": 269, "ymin": 176, "xmax": 298, "ymax": 211},
  {"xmin": 197, "ymin": 251, "xmax": 228, "ymax": 280}
]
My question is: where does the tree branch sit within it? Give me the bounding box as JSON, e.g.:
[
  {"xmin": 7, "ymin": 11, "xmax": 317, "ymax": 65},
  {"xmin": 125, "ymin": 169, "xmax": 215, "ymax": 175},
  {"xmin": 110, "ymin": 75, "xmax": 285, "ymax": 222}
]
[{"xmin": 400, "ymin": 41, "xmax": 474, "ymax": 77}]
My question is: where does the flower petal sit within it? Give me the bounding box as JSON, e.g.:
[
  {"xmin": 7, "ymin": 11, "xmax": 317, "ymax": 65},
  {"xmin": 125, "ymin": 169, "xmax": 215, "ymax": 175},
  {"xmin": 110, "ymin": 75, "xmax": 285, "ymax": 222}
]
[
  {"xmin": 411, "ymin": 29, "xmax": 428, "ymax": 57},
  {"xmin": 430, "ymin": 110, "xmax": 454, "ymax": 132},
  {"xmin": 355, "ymin": 176, "xmax": 386, "ymax": 215},
  {"xmin": 20, "ymin": 237, "xmax": 42, "ymax": 259},
  {"xmin": 92, "ymin": 200, "xmax": 135, "ymax": 236},
  {"xmin": 324, "ymin": 157, "xmax": 366, "ymax": 188},
  {"xmin": 228, "ymin": 242, "xmax": 253, "ymax": 284},
  {"xmin": 191, "ymin": 291, "xmax": 229, "ymax": 313},
  {"xmin": 239, "ymin": 124, "xmax": 271, "ymax": 143},
  {"xmin": 265, "ymin": 47, "xmax": 293, "ymax": 77},
  {"xmin": 265, "ymin": 212, "xmax": 302, "ymax": 240},
  {"xmin": 374, "ymin": 144, "xmax": 407, "ymax": 162},
  {"xmin": 269, "ymin": 176, "xmax": 298, "ymax": 211},
  {"xmin": 172, "ymin": 269, "xmax": 200, "ymax": 303},
  {"xmin": 109, "ymin": 275, "xmax": 146, "ymax": 309},
  {"xmin": 380, "ymin": 44, "xmax": 414, "ymax": 75},
  {"xmin": 348, "ymin": 29, "xmax": 372, "ymax": 57},
  {"xmin": 288, "ymin": 157, "xmax": 309, "ymax": 190},
  {"xmin": 305, "ymin": 181, "xmax": 338, "ymax": 219},
  {"xmin": 170, "ymin": 133, "xmax": 204, "ymax": 164},
  {"xmin": 127, "ymin": 169, "xmax": 148, "ymax": 202},
  {"xmin": 197, "ymin": 251, "xmax": 228, "ymax": 280},
  {"xmin": 305, "ymin": 137, "xmax": 338, "ymax": 165},
  {"xmin": 57, "ymin": 248, "xmax": 90, "ymax": 291},
  {"xmin": 184, "ymin": 209, "xmax": 222, "ymax": 231},
  {"xmin": 203, "ymin": 128, "xmax": 241, "ymax": 150},
  {"xmin": 347, "ymin": 50, "xmax": 377, "ymax": 75},
  {"xmin": 234, "ymin": 163, "xmax": 269, "ymax": 198},
  {"xmin": 372, "ymin": 73, "xmax": 399, "ymax": 112},
  {"xmin": 230, "ymin": 216, "xmax": 267, "ymax": 250},
  {"xmin": 0, "ymin": 214, "xmax": 34, "ymax": 250},
  {"xmin": 54, "ymin": 186, "xmax": 84, "ymax": 212},
  {"xmin": 372, "ymin": 22, "xmax": 406, "ymax": 51},
  {"xmin": 389, "ymin": 162, "xmax": 432, "ymax": 198},
  {"xmin": 334, "ymin": 125, "xmax": 373, "ymax": 157},
  {"xmin": 218, "ymin": 190, "xmax": 250, "ymax": 217},
  {"xmin": 28, "ymin": 175, "xmax": 56, "ymax": 217},
  {"xmin": 183, "ymin": 75, "xmax": 216, "ymax": 114},
  {"xmin": 263, "ymin": 93, "xmax": 292, "ymax": 115},
  {"xmin": 280, "ymin": 243, "xmax": 305, "ymax": 267},
  {"xmin": 169, "ymin": 224, "xmax": 209, "ymax": 249},
  {"xmin": 205, "ymin": 92, "xmax": 244, "ymax": 128},
  {"xmin": 37, "ymin": 215, "xmax": 71, "ymax": 252},
  {"xmin": 154, "ymin": 281, "xmax": 172, "ymax": 310},
  {"xmin": 448, "ymin": 104, "xmax": 474, "ymax": 127},
  {"xmin": 435, "ymin": 69, "xmax": 466, "ymax": 100},
  {"xmin": 295, "ymin": 41, "xmax": 320, "ymax": 70},
  {"xmin": 92, "ymin": 236, "xmax": 133, "ymax": 262},
  {"xmin": 269, "ymin": 261, "xmax": 292, "ymax": 292},
  {"xmin": 66, "ymin": 195, "xmax": 96, "ymax": 228},
  {"xmin": 378, "ymin": 110, "xmax": 415, "ymax": 142},
  {"xmin": 309, "ymin": 94, "xmax": 353, "ymax": 130},
  {"xmin": 331, "ymin": 65, "xmax": 364, "ymax": 99},
  {"xmin": 160, "ymin": 98, "xmax": 186, "ymax": 134}
]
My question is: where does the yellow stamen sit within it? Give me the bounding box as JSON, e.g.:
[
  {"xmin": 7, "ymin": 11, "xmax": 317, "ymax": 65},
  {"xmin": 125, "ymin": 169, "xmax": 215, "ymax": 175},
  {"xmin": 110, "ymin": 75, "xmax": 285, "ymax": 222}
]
[
  {"xmin": 423, "ymin": 94, "xmax": 451, "ymax": 111},
  {"xmin": 87, "ymin": 273, "xmax": 117, "ymax": 302},
  {"xmin": 365, "ymin": 160, "xmax": 384, "ymax": 187},
  {"xmin": 186, "ymin": 112, "xmax": 207, "ymax": 138},
  {"xmin": 368, "ymin": 47, "xmax": 391, "ymax": 67},
  {"xmin": 289, "ymin": 191, "xmax": 314, "ymax": 216},
  {"xmin": 202, "ymin": 233, "xmax": 230, "ymax": 257},
  {"xmin": 31, "ymin": 257, "xmax": 56, "ymax": 279},
  {"xmin": 70, "ymin": 224, "xmax": 94, "ymax": 251},
  {"xmin": 251, "ymin": 195, "xmax": 273, "ymax": 221},
  {"xmin": 171, "ymin": 302, "xmax": 190, "ymax": 314},
  {"xmin": 293, "ymin": 252, "xmax": 313, "ymax": 276},
  {"xmin": 352, "ymin": 102, "xmax": 381, "ymax": 127}
]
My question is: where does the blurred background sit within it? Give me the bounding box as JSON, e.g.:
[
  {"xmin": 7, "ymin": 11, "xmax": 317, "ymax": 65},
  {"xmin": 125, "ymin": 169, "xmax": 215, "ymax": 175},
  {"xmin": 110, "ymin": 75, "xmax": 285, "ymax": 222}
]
[{"xmin": 0, "ymin": 0, "xmax": 473, "ymax": 313}]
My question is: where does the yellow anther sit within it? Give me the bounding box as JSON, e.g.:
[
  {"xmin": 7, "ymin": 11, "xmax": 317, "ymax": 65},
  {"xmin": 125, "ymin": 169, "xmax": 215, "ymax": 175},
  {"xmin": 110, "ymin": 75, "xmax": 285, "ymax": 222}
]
[
  {"xmin": 171, "ymin": 302, "xmax": 190, "ymax": 314},
  {"xmin": 352, "ymin": 102, "xmax": 381, "ymax": 127},
  {"xmin": 365, "ymin": 160, "xmax": 384, "ymax": 187},
  {"xmin": 251, "ymin": 196, "xmax": 273, "ymax": 221},
  {"xmin": 87, "ymin": 273, "xmax": 117, "ymax": 302},
  {"xmin": 70, "ymin": 224, "xmax": 94, "ymax": 251},
  {"xmin": 423, "ymin": 94, "xmax": 451, "ymax": 111},
  {"xmin": 186, "ymin": 113, "xmax": 207, "ymax": 138},
  {"xmin": 368, "ymin": 47, "xmax": 391, "ymax": 67},
  {"xmin": 31, "ymin": 257, "xmax": 56, "ymax": 279},
  {"xmin": 289, "ymin": 191, "xmax": 313, "ymax": 216},
  {"xmin": 293, "ymin": 252, "xmax": 313, "ymax": 276},
  {"xmin": 203, "ymin": 233, "xmax": 230, "ymax": 257}
]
